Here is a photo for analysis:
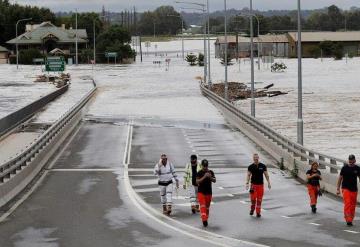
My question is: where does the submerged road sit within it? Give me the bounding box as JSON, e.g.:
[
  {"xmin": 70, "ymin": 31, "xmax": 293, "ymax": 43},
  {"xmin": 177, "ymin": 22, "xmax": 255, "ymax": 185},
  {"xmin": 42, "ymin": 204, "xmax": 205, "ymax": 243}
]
[{"xmin": 0, "ymin": 61, "xmax": 359, "ymax": 247}]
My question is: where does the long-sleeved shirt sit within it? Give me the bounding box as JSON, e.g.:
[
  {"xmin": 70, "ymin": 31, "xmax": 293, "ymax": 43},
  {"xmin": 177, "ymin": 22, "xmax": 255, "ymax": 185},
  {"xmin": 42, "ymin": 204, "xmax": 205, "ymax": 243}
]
[{"xmin": 154, "ymin": 161, "xmax": 179, "ymax": 184}]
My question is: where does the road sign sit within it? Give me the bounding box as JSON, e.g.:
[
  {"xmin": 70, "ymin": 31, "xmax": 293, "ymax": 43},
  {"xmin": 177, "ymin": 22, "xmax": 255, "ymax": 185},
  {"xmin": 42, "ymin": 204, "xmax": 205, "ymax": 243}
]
[
  {"xmin": 105, "ymin": 52, "xmax": 118, "ymax": 58},
  {"xmin": 45, "ymin": 56, "xmax": 65, "ymax": 72}
]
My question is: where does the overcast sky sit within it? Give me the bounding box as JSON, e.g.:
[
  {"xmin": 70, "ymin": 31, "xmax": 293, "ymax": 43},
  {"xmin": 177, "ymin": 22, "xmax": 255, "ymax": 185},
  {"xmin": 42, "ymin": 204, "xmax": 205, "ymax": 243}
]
[{"xmin": 10, "ymin": 0, "xmax": 360, "ymax": 12}]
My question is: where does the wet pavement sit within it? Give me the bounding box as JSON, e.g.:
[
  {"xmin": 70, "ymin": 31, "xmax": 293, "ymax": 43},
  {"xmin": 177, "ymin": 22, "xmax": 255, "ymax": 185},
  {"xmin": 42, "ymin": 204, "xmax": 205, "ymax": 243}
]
[{"xmin": 0, "ymin": 51, "xmax": 359, "ymax": 246}]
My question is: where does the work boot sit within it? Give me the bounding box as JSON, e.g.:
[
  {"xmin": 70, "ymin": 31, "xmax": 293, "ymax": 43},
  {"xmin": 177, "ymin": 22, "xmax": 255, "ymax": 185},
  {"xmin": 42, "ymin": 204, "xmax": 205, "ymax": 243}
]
[
  {"xmin": 250, "ymin": 210, "xmax": 254, "ymax": 216},
  {"xmin": 311, "ymin": 205, "xmax": 317, "ymax": 214},
  {"xmin": 256, "ymin": 213, "xmax": 261, "ymax": 218},
  {"xmin": 196, "ymin": 204, "xmax": 200, "ymax": 212},
  {"xmin": 162, "ymin": 205, "xmax": 167, "ymax": 215},
  {"xmin": 202, "ymin": 220, "xmax": 208, "ymax": 227},
  {"xmin": 167, "ymin": 205, "xmax": 172, "ymax": 216},
  {"xmin": 191, "ymin": 205, "xmax": 196, "ymax": 214},
  {"xmin": 347, "ymin": 222, "xmax": 353, "ymax": 227}
]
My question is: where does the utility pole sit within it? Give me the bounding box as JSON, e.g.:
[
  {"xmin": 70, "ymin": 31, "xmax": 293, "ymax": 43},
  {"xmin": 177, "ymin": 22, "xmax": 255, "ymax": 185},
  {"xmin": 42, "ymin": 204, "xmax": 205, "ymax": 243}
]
[
  {"xmin": 224, "ymin": 0, "xmax": 228, "ymax": 101},
  {"xmin": 297, "ymin": 0, "xmax": 304, "ymax": 145},
  {"xmin": 250, "ymin": 0, "xmax": 255, "ymax": 117},
  {"xmin": 75, "ymin": 8, "xmax": 78, "ymax": 66},
  {"xmin": 207, "ymin": 0, "xmax": 212, "ymax": 87}
]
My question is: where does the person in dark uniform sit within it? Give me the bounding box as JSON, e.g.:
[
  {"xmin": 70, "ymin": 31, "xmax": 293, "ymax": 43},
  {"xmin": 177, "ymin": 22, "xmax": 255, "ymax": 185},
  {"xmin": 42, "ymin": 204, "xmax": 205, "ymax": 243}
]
[
  {"xmin": 306, "ymin": 161, "xmax": 322, "ymax": 213},
  {"xmin": 196, "ymin": 159, "xmax": 216, "ymax": 227},
  {"xmin": 336, "ymin": 154, "xmax": 360, "ymax": 226},
  {"xmin": 246, "ymin": 153, "xmax": 271, "ymax": 218}
]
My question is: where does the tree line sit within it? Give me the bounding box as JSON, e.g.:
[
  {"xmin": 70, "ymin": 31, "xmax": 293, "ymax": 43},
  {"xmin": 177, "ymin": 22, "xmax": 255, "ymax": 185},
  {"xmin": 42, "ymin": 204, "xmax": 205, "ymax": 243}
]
[{"xmin": 0, "ymin": 0, "xmax": 135, "ymax": 63}]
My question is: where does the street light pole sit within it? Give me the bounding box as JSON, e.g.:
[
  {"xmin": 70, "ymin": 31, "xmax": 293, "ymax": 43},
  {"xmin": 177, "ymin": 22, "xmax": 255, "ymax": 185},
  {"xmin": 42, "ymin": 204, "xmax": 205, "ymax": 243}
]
[
  {"xmin": 207, "ymin": 0, "xmax": 212, "ymax": 87},
  {"xmin": 297, "ymin": 0, "xmax": 303, "ymax": 145},
  {"xmin": 75, "ymin": 8, "xmax": 78, "ymax": 66},
  {"xmin": 176, "ymin": 1, "xmax": 207, "ymax": 83},
  {"xmin": 167, "ymin": 14, "xmax": 185, "ymax": 60},
  {"xmin": 181, "ymin": 18, "xmax": 185, "ymax": 60},
  {"xmin": 153, "ymin": 22, "xmax": 156, "ymax": 39},
  {"xmin": 93, "ymin": 19, "xmax": 96, "ymax": 65},
  {"xmin": 250, "ymin": 0, "xmax": 255, "ymax": 117},
  {"xmin": 16, "ymin": 18, "xmax": 32, "ymax": 69},
  {"xmin": 224, "ymin": 0, "xmax": 228, "ymax": 101}
]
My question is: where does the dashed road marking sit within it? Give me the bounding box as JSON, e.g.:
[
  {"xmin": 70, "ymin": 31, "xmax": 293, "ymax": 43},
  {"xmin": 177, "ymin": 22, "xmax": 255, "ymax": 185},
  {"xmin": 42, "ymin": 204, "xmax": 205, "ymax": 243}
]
[
  {"xmin": 218, "ymin": 186, "xmax": 224, "ymax": 190},
  {"xmin": 309, "ymin": 223, "xmax": 321, "ymax": 226},
  {"xmin": 281, "ymin": 216, "xmax": 292, "ymax": 219},
  {"xmin": 227, "ymin": 194, "xmax": 235, "ymax": 197},
  {"xmin": 344, "ymin": 230, "xmax": 359, "ymax": 234}
]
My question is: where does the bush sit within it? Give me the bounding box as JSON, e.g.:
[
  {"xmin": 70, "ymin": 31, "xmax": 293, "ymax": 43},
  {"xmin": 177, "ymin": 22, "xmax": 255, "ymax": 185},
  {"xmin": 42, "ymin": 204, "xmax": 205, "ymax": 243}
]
[
  {"xmin": 186, "ymin": 53, "xmax": 197, "ymax": 66},
  {"xmin": 271, "ymin": 62, "xmax": 287, "ymax": 72},
  {"xmin": 9, "ymin": 49, "xmax": 44, "ymax": 65}
]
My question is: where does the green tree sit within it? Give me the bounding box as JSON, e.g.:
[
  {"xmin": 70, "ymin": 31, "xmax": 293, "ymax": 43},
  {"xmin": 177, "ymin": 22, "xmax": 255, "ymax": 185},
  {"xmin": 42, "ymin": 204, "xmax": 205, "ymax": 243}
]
[
  {"xmin": 96, "ymin": 25, "xmax": 135, "ymax": 63},
  {"xmin": 138, "ymin": 6, "xmax": 183, "ymax": 36}
]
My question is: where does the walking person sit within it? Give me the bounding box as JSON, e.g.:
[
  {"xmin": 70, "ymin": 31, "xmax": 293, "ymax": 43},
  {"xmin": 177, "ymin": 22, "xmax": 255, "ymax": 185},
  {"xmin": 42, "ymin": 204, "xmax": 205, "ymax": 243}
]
[
  {"xmin": 196, "ymin": 159, "xmax": 216, "ymax": 227},
  {"xmin": 306, "ymin": 161, "xmax": 322, "ymax": 213},
  {"xmin": 183, "ymin": 154, "xmax": 203, "ymax": 214},
  {"xmin": 336, "ymin": 154, "xmax": 360, "ymax": 226},
  {"xmin": 246, "ymin": 153, "xmax": 271, "ymax": 218},
  {"xmin": 154, "ymin": 154, "xmax": 179, "ymax": 215}
]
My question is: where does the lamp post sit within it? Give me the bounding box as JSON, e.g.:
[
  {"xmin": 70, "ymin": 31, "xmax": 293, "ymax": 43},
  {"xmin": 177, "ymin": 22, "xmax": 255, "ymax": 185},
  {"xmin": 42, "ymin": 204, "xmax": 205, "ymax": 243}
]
[
  {"xmin": 16, "ymin": 17, "xmax": 32, "ymax": 69},
  {"xmin": 167, "ymin": 14, "xmax": 185, "ymax": 60},
  {"xmin": 235, "ymin": 13, "xmax": 260, "ymax": 70},
  {"xmin": 224, "ymin": 0, "xmax": 228, "ymax": 101},
  {"xmin": 207, "ymin": 0, "xmax": 212, "ymax": 87},
  {"xmin": 177, "ymin": 2, "xmax": 207, "ymax": 84},
  {"xmin": 93, "ymin": 14, "xmax": 109, "ymax": 66},
  {"xmin": 297, "ymin": 0, "xmax": 303, "ymax": 145},
  {"xmin": 250, "ymin": 0, "xmax": 255, "ymax": 117},
  {"xmin": 153, "ymin": 22, "xmax": 156, "ymax": 39},
  {"xmin": 75, "ymin": 8, "xmax": 78, "ymax": 66}
]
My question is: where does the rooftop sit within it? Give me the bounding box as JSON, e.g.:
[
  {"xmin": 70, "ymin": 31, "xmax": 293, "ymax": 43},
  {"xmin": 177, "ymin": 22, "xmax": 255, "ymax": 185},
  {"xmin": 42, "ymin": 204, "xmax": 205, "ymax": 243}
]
[
  {"xmin": 7, "ymin": 22, "xmax": 88, "ymax": 45},
  {"xmin": 288, "ymin": 31, "xmax": 360, "ymax": 42}
]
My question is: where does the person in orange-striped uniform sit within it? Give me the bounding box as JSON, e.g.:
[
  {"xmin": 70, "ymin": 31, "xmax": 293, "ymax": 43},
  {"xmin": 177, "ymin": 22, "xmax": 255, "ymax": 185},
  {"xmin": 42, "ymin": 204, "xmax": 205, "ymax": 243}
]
[
  {"xmin": 196, "ymin": 159, "xmax": 216, "ymax": 227},
  {"xmin": 306, "ymin": 161, "xmax": 322, "ymax": 213},
  {"xmin": 246, "ymin": 154, "xmax": 271, "ymax": 218},
  {"xmin": 336, "ymin": 154, "xmax": 360, "ymax": 226}
]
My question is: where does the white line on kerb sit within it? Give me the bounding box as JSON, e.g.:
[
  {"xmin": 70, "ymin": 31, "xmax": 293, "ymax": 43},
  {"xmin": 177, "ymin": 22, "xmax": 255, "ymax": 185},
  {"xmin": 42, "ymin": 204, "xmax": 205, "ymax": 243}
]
[{"xmin": 123, "ymin": 123, "xmax": 269, "ymax": 247}]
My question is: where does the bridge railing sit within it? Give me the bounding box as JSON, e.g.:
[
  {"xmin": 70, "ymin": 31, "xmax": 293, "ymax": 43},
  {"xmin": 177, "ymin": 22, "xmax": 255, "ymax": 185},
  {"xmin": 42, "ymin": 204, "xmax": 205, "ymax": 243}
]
[
  {"xmin": 200, "ymin": 84, "xmax": 347, "ymax": 173},
  {"xmin": 0, "ymin": 81, "xmax": 96, "ymax": 207}
]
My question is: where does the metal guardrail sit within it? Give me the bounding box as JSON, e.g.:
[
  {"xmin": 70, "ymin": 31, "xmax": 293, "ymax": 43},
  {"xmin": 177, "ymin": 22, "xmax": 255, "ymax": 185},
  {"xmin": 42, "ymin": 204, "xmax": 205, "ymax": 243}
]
[
  {"xmin": 0, "ymin": 82, "xmax": 96, "ymax": 183},
  {"xmin": 0, "ymin": 85, "xmax": 69, "ymax": 138},
  {"xmin": 200, "ymin": 84, "xmax": 347, "ymax": 172}
]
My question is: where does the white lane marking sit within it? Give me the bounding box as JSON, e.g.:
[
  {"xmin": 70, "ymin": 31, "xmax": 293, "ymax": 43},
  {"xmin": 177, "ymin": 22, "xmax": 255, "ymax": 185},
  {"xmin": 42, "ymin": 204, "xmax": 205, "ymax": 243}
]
[
  {"xmin": 0, "ymin": 121, "xmax": 83, "ymax": 223},
  {"xmin": 309, "ymin": 223, "xmax": 321, "ymax": 226},
  {"xmin": 192, "ymin": 150, "xmax": 197, "ymax": 152},
  {"xmin": 123, "ymin": 124, "xmax": 269, "ymax": 247},
  {"xmin": 227, "ymin": 194, "xmax": 234, "ymax": 197},
  {"xmin": 344, "ymin": 230, "xmax": 359, "ymax": 234},
  {"xmin": 281, "ymin": 216, "xmax": 292, "ymax": 219},
  {"xmin": 49, "ymin": 168, "xmax": 120, "ymax": 172},
  {"xmin": 240, "ymin": 201, "xmax": 247, "ymax": 204},
  {"xmin": 218, "ymin": 187, "xmax": 224, "ymax": 190}
]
